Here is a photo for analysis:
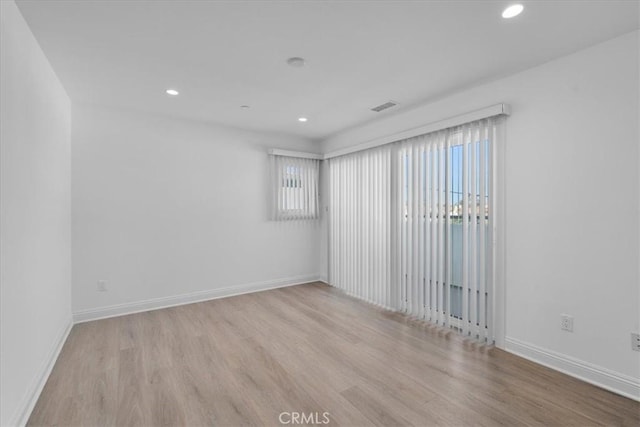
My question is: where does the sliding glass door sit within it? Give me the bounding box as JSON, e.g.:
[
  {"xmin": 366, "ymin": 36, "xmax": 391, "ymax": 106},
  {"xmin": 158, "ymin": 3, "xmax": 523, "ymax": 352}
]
[{"xmin": 328, "ymin": 118, "xmax": 498, "ymax": 343}]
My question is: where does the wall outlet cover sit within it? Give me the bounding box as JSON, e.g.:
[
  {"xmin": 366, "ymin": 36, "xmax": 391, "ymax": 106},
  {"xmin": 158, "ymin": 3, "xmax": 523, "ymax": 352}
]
[
  {"xmin": 560, "ymin": 314, "xmax": 574, "ymax": 332},
  {"xmin": 631, "ymin": 333, "xmax": 640, "ymax": 352}
]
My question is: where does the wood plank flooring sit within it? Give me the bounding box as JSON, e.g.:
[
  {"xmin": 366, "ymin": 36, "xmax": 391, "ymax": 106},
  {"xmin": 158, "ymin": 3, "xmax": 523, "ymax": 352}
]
[{"xmin": 28, "ymin": 282, "xmax": 639, "ymax": 426}]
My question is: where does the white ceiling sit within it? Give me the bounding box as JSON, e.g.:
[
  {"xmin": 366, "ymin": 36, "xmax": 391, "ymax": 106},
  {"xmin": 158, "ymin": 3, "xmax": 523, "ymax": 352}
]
[{"xmin": 16, "ymin": 0, "xmax": 639, "ymax": 141}]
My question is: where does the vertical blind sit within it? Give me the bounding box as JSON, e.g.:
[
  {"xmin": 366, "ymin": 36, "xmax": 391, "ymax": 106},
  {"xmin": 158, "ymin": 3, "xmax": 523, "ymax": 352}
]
[
  {"xmin": 329, "ymin": 118, "xmax": 498, "ymax": 342},
  {"xmin": 329, "ymin": 146, "xmax": 393, "ymax": 308},
  {"xmin": 270, "ymin": 155, "xmax": 320, "ymax": 220}
]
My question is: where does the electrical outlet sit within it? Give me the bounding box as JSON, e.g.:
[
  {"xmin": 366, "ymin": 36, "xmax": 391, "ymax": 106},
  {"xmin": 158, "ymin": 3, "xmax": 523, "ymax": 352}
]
[
  {"xmin": 560, "ymin": 314, "xmax": 573, "ymax": 332},
  {"xmin": 97, "ymin": 280, "xmax": 107, "ymax": 292},
  {"xmin": 632, "ymin": 333, "xmax": 640, "ymax": 352}
]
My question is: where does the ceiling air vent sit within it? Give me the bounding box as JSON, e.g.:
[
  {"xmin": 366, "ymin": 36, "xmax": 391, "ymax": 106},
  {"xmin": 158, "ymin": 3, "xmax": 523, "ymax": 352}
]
[{"xmin": 371, "ymin": 100, "xmax": 399, "ymax": 112}]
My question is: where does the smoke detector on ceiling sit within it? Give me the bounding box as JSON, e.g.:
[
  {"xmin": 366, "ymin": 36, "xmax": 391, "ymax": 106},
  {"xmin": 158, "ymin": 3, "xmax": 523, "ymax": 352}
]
[
  {"xmin": 286, "ymin": 57, "xmax": 306, "ymax": 68},
  {"xmin": 371, "ymin": 100, "xmax": 399, "ymax": 112}
]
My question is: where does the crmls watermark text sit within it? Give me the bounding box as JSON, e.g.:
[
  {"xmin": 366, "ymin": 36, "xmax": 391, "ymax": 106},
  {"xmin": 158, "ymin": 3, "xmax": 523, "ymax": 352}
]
[{"xmin": 279, "ymin": 411, "xmax": 331, "ymax": 425}]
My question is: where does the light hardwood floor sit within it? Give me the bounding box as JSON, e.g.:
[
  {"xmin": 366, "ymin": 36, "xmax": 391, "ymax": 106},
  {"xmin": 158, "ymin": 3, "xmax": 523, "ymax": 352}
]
[{"xmin": 28, "ymin": 282, "xmax": 639, "ymax": 426}]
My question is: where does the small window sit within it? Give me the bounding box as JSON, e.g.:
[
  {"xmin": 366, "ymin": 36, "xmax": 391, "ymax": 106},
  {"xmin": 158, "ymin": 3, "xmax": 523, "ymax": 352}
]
[{"xmin": 270, "ymin": 155, "xmax": 319, "ymax": 220}]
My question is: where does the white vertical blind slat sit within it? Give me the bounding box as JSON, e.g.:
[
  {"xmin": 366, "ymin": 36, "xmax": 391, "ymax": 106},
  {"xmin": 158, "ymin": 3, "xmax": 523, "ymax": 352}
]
[
  {"xmin": 418, "ymin": 142, "xmax": 425, "ymax": 319},
  {"xmin": 444, "ymin": 133, "xmax": 452, "ymax": 328},
  {"xmin": 294, "ymin": 158, "xmax": 299, "ymax": 218},
  {"xmin": 479, "ymin": 124, "xmax": 487, "ymax": 341},
  {"xmin": 411, "ymin": 143, "xmax": 419, "ymax": 317},
  {"xmin": 394, "ymin": 150, "xmax": 402, "ymax": 310},
  {"xmin": 438, "ymin": 134, "xmax": 445, "ymax": 325},
  {"xmin": 430, "ymin": 138, "xmax": 438, "ymax": 323},
  {"xmin": 367, "ymin": 154, "xmax": 372, "ymax": 303},
  {"xmin": 486, "ymin": 122, "xmax": 496, "ymax": 343},
  {"xmin": 349, "ymin": 155, "xmax": 355, "ymax": 295},
  {"xmin": 462, "ymin": 128, "xmax": 470, "ymax": 336},
  {"xmin": 470, "ymin": 126, "xmax": 478, "ymax": 338},
  {"xmin": 425, "ymin": 141, "xmax": 432, "ymax": 320},
  {"xmin": 377, "ymin": 150, "xmax": 383, "ymax": 306},
  {"xmin": 402, "ymin": 149, "xmax": 406, "ymax": 311},
  {"xmin": 356, "ymin": 155, "xmax": 359, "ymax": 296}
]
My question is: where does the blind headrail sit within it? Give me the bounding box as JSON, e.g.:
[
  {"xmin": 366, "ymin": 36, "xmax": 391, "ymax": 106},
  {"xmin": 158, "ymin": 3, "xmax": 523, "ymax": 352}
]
[
  {"xmin": 323, "ymin": 103, "xmax": 511, "ymax": 160},
  {"xmin": 267, "ymin": 149, "xmax": 323, "ymax": 160}
]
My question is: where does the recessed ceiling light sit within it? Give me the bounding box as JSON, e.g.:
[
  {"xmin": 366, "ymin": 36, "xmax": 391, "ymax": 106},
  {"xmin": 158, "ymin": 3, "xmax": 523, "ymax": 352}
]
[
  {"xmin": 166, "ymin": 89, "xmax": 179, "ymax": 96},
  {"xmin": 502, "ymin": 4, "xmax": 524, "ymax": 19},
  {"xmin": 298, "ymin": 117, "xmax": 308, "ymax": 122},
  {"xmin": 287, "ymin": 57, "xmax": 306, "ymax": 68}
]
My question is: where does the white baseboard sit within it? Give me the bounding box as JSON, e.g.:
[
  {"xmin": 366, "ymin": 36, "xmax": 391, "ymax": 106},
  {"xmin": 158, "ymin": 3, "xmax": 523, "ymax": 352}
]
[
  {"xmin": 73, "ymin": 274, "xmax": 321, "ymax": 323},
  {"xmin": 505, "ymin": 337, "xmax": 640, "ymax": 401},
  {"xmin": 10, "ymin": 318, "xmax": 73, "ymax": 427}
]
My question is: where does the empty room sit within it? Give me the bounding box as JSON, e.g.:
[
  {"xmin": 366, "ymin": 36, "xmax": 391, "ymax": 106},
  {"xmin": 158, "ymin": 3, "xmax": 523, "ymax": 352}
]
[{"xmin": 1, "ymin": 0, "xmax": 639, "ymax": 426}]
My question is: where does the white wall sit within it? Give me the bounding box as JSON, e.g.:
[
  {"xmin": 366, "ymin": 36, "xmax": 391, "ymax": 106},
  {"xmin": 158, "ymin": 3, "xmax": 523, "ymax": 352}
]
[
  {"xmin": 323, "ymin": 31, "xmax": 640, "ymax": 392},
  {"xmin": 2, "ymin": 4, "xmax": 636, "ymax": 420},
  {"xmin": 0, "ymin": 1, "xmax": 72, "ymax": 425},
  {"xmin": 72, "ymin": 105, "xmax": 322, "ymax": 316}
]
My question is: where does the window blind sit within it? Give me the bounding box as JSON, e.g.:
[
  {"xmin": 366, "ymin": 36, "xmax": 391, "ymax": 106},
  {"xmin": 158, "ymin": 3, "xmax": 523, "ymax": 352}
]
[
  {"xmin": 329, "ymin": 145, "xmax": 393, "ymax": 308},
  {"xmin": 328, "ymin": 118, "xmax": 498, "ymax": 342},
  {"xmin": 270, "ymin": 155, "xmax": 320, "ymax": 220}
]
